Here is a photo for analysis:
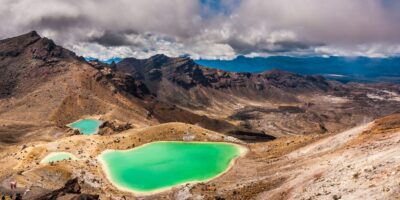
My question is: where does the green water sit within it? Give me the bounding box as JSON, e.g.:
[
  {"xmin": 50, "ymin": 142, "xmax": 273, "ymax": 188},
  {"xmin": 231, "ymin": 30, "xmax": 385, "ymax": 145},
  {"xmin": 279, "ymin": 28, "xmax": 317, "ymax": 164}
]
[
  {"xmin": 40, "ymin": 152, "xmax": 77, "ymax": 164},
  {"xmin": 68, "ymin": 119, "xmax": 102, "ymax": 135},
  {"xmin": 99, "ymin": 141, "xmax": 243, "ymax": 193}
]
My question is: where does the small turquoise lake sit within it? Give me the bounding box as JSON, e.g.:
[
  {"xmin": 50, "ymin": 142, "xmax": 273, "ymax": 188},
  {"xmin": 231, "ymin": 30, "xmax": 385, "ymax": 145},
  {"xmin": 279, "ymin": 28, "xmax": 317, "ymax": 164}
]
[
  {"xmin": 40, "ymin": 152, "xmax": 77, "ymax": 164},
  {"xmin": 67, "ymin": 119, "xmax": 102, "ymax": 135},
  {"xmin": 98, "ymin": 141, "xmax": 245, "ymax": 194}
]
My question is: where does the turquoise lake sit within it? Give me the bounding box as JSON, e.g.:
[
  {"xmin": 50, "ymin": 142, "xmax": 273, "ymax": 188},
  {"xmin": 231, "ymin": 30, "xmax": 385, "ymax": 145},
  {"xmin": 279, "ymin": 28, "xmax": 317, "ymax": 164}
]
[
  {"xmin": 98, "ymin": 141, "xmax": 244, "ymax": 194},
  {"xmin": 40, "ymin": 152, "xmax": 77, "ymax": 164},
  {"xmin": 67, "ymin": 119, "xmax": 102, "ymax": 135}
]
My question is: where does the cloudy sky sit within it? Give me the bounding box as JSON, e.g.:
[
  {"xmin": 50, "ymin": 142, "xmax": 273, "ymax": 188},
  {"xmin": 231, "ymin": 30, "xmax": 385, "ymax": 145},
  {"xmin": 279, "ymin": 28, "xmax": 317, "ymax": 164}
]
[{"xmin": 1, "ymin": 0, "xmax": 400, "ymax": 59}]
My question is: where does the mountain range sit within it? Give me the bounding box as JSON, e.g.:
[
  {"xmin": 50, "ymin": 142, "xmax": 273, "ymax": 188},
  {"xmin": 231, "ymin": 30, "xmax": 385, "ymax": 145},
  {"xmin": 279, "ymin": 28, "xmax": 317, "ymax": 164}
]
[
  {"xmin": 196, "ymin": 55, "xmax": 400, "ymax": 83},
  {"xmin": 87, "ymin": 55, "xmax": 400, "ymax": 83}
]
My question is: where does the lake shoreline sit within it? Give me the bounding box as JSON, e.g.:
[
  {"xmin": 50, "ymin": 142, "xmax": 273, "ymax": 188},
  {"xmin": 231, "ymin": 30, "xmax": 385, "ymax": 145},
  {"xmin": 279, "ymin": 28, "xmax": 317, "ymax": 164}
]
[
  {"xmin": 97, "ymin": 141, "xmax": 248, "ymax": 196},
  {"xmin": 40, "ymin": 152, "xmax": 78, "ymax": 164},
  {"xmin": 67, "ymin": 118, "xmax": 103, "ymax": 135}
]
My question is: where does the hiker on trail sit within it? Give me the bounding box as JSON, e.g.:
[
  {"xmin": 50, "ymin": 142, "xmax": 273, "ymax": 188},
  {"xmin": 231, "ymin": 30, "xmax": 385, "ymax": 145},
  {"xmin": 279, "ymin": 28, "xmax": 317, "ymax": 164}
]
[{"xmin": 10, "ymin": 181, "xmax": 17, "ymax": 190}]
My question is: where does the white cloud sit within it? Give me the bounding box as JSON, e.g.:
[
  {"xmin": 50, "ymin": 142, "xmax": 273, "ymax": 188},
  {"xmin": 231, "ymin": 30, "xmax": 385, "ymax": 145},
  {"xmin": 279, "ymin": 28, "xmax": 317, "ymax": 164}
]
[
  {"xmin": 1, "ymin": 0, "xmax": 400, "ymax": 59},
  {"xmin": 315, "ymin": 44, "xmax": 400, "ymax": 58},
  {"xmin": 70, "ymin": 43, "xmax": 136, "ymax": 60}
]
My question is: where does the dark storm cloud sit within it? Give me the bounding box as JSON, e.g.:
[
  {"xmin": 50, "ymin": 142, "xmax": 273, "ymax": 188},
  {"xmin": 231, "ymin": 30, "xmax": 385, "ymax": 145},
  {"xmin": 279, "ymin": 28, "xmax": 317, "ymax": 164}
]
[
  {"xmin": 1, "ymin": 0, "xmax": 400, "ymax": 59},
  {"xmin": 273, "ymin": 41, "xmax": 318, "ymax": 52},
  {"xmin": 227, "ymin": 37, "xmax": 324, "ymax": 54},
  {"xmin": 30, "ymin": 15, "xmax": 89, "ymax": 31},
  {"xmin": 89, "ymin": 32, "xmax": 134, "ymax": 47}
]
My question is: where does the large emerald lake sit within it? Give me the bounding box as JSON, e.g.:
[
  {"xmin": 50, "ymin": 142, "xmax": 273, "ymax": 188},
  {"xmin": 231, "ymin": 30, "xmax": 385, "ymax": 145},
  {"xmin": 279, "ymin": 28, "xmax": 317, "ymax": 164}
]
[{"xmin": 98, "ymin": 141, "xmax": 244, "ymax": 194}]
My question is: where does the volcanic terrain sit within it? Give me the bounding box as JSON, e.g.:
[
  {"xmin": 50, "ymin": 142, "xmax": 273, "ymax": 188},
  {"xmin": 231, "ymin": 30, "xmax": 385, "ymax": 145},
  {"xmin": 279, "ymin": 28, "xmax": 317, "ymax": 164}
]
[{"xmin": 1, "ymin": 32, "xmax": 400, "ymax": 200}]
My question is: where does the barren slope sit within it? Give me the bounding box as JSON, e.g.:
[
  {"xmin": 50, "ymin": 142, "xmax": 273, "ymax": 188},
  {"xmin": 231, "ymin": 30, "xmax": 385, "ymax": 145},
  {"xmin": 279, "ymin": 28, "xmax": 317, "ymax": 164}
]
[{"xmin": 0, "ymin": 31, "xmax": 154, "ymax": 144}]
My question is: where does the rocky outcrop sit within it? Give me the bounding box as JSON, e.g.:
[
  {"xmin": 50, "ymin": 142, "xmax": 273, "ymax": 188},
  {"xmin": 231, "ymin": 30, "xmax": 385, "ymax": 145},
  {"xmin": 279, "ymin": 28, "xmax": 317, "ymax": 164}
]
[
  {"xmin": 90, "ymin": 59, "xmax": 151, "ymax": 98},
  {"xmin": 35, "ymin": 178, "xmax": 99, "ymax": 200},
  {"xmin": 66, "ymin": 128, "xmax": 81, "ymax": 136},
  {"xmin": 148, "ymin": 68, "xmax": 162, "ymax": 80},
  {"xmin": 98, "ymin": 120, "xmax": 133, "ymax": 135},
  {"xmin": 110, "ymin": 73, "xmax": 151, "ymax": 98}
]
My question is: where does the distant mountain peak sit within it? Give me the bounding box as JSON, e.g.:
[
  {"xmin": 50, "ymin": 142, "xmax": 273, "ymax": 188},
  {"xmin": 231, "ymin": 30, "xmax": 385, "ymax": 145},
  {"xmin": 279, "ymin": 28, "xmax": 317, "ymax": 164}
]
[
  {"xmin": 1, "ymin": 30, "xmax": 41, "ymax": 42},
  {"xmin": 150, "ymin": 54, "xmax": 169, "ymax": 59},
  {"xmin": 0, "ymin": 31, "xmax": 79, "ymax": 65},
  {"xmin": 27, "ymin": 30, "xmax": 40, "ymax": 37}
]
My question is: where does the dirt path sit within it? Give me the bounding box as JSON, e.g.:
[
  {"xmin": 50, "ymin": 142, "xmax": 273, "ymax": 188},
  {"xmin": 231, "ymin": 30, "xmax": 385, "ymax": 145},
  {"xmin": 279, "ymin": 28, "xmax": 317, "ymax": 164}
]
[{"xmin": 287, "ymin": 122, "xmax": 372, "ymax": 158}]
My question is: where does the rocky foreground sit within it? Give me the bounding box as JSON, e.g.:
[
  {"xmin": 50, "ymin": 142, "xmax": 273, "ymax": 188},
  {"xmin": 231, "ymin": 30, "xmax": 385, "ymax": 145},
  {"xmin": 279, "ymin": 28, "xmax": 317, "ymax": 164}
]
[
  {"xmin": 1, "ymin": 114, "xmax": 400, "ymax": 199},
  {"xmin": 0, "ymin": 32, "xmax": 400, "ymax": 199}
]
